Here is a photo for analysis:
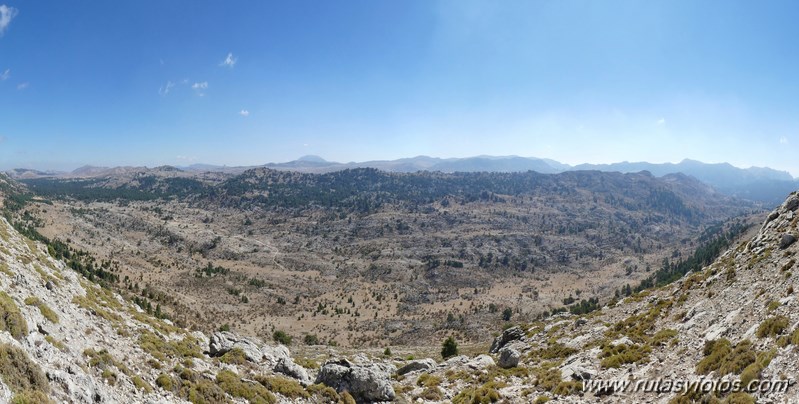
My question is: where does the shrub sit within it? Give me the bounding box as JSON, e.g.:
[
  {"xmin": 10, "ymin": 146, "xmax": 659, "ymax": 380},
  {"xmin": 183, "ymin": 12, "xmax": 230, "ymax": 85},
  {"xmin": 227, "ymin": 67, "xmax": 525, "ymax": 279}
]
[
  {"xmin": 697, "ymin": 339, "xmax": 732, "ymax": 374},
  {"xmin": 273, "ymin": 330, "xmax": 292, "ymax": 345},
  {"xmin": 0, "ymin": 292, "xmax": 28, "ymax": 339},
  {"xmin": 0, "ymin": 344, "xmax": 50, "ymax": 398},
  {"xmin": 219, "ymin": 348, "xmax": 247, "ymax": 365},
  {"xmin": 183, "ymin": 379, "xmax": 231, "ymax": 404},
  {"xmin": 383, "ymin": 347, "xmax": 392, "ymax": 357},
  {"xmin": 216, "ymin": 370, "xmax": 275, "ymax": 404},
  {"xmin": 156, "ymin": 373, "xmax": 174, "ymax": 391},
  {"xmin": 651, "ymin": 329, "xmax": 678, "ymax": 347},
  {"xmin": 132, "ymin": 375, "xmax": 153, "ymax": 393},
  {"xmin": 452, "ymin": 381, "xmax": 505, "ymax": 403},
  {"xmin": 531, "ymin": 343, "xmax": 578, "ymax": 360},
  {"xmin": 23, "ymin": 297, "xmax": 59, "ymax": 323},
  {"xmin": 10, "ymin": 390, "xmax": 54, "ymax": 404},
  {"xmin": 417, "ymin": 373, "xmax": 443, "ymax": 388},
  {"xmin": 303, "ymin": 334, "xmax": 319, "ymax": 345},
  {"xmin": 255, "ymin": 375, "xmax": 310, "ymax": 399},
  {"xmin": 599, "ymin": 343, "xmax": 651, "ymax": 368},
  {"xmin": 756, "ymin": 316, "xmax": 789, "ymax": 338},
  {"xmin": 307, "ymin": 383, "xmax": 343, "ymax": 402},
  {"xmin": 739, "ymin": 350, "xmax": 775, "ymax": 386},
  {"xmin": 441, "ymin": 336, "xmax": 459, "ymax": 359}
]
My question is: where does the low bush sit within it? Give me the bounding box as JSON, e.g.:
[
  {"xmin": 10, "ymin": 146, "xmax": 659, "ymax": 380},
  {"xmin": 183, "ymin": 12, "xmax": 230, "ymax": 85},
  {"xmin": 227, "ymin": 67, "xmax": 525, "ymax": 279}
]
[
  {"xmin": 0, "ymin": 292, "xmax": 28, "ymax": 339},
  {"xmin": 452, "ymin": 381, "xmax": 505, "ymax": 403},
  {"xmin": 599, "ymin": 343, "xmax": 651, "ymax": 368},
  {"xmin": 219, "ymin": 348, "xmax": 248, "ymax": 365},
  {"xmin": 756, "ymin": 316, "xmax": 789, "ymax": 338},
  {"xmin": 216, "ymin": 369, "xmax": 275, "ymax": 404},
  {"xmin": 0, "ymin": 344, "xmax": 50, "ymax": 398},
  {"xmin": 254, "ymin": 375, "xmax": 309, "ymax": 399}
]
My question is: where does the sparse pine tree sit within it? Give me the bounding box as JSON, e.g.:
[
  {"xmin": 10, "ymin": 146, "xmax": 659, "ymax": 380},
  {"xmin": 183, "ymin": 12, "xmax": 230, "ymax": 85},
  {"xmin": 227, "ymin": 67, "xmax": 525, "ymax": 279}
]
[{"xmin": 441, "ymin": 336, "xmax": 458, "ymax": 359}]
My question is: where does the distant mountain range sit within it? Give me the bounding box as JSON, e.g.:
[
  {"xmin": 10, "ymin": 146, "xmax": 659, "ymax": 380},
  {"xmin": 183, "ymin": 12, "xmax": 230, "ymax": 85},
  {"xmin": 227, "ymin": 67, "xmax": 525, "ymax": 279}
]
[{"xmin": 6, "ymin": 155, "xmax": 797, "ymax": 206}]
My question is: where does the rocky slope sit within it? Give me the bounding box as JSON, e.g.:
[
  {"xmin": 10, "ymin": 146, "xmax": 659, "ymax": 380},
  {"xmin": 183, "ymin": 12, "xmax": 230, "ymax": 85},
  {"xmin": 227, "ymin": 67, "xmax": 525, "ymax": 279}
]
[
  {"xmin": 14, "ymin": 168, "xmax": 756, "ymax": 348},
  {"xmin": 385, "ymin": 191, "xmax": 799, "ymax": 403},
  {"xmin": 1, "ymin": 176, "xmax": 795, "ymax": 403},
  {"xmin": 0, "ymin": 213, "xmax": 408, "ymax": 403}
]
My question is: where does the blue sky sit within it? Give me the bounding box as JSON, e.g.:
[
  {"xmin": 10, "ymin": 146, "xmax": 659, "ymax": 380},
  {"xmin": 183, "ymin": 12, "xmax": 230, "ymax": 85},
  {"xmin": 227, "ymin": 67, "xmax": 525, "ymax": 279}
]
[{"xmin": 1, "ymin": 1, "xmax": 798, "ymax": 176}]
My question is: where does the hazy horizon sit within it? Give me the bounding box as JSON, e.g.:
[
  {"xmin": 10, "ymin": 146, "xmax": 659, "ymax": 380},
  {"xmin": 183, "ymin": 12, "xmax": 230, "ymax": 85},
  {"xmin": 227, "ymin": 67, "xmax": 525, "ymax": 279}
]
[
  {"xmin": 5, "ymin": 154, "xmax": 797, "ymax": 180},
  {"xmin": 2, "ymin": 1, "xmax": 798, "ymax": 175}
]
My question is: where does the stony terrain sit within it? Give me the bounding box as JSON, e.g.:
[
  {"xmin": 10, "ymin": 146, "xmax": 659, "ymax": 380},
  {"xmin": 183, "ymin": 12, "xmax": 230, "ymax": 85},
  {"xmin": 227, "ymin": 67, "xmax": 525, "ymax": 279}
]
[
  {"xmin": 12, "ymin": 168, "xmax": 756, "ymax": 349},
  {"xmin": 0, "ymin": 173, "xmax": 798, "ymax": 403}
]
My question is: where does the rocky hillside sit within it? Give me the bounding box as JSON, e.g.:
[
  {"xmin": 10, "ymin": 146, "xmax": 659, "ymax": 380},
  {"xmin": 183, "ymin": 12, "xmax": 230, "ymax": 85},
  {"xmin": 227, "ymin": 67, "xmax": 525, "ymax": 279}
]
[
  {"xmin": 12, "ymin": 168, "xmax": 757, "ymax": 348},
  {"xmin": 386, "ymin": 190, "xmax": 799, "ymax": 403},
  {"xmin": 0, "ymin": 213, "xmax": 411, "ymax": 403},
  {"xmin": 0, "ymin": 184, "xmax": 796, "ymax": 403}
]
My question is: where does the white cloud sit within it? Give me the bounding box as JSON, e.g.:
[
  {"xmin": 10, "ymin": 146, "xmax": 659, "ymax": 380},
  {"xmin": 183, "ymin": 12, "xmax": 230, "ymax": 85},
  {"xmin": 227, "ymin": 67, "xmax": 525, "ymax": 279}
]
[
  {"xmin": 780, "ymin": 136, "xmax": 789, "ymax": 145},
  {"xmin": 16, "ymin": 82, "xmax": 27, "ymax": 90},
  {"xmin": 239, "ymin": 109, "xmax": 249, "ymax": 117},
  {"xmin": 176, "ymin": 155, "xmax": 197, "ymax": 161},
  {"xmin": 656, "ymin": 118, "xmax": 666, "ymax": 126},
  {"xmin": 158, "ymin": 80, "xmax": 175, "ymax": 96},
  {"xmin": 0, "ymin": 68, "xmax": 9, "ymax": 80},
  {"xmin": 191, "ymin": 81, "xmax": 208, "ymax": 96},
  {"xmin": 220, "ymin": 52, "xmax": 237, "ymax": 68},
  {"xmin": 0, "ymin": 5, "xmax": 18, "ymax": 36}
]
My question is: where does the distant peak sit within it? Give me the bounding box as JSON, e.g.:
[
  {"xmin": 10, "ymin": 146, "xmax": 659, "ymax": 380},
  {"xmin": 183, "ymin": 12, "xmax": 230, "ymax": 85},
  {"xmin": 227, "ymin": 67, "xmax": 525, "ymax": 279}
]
[{"xmin": 297, "ymin": 155, "xmax": 328, "ymax": 163}]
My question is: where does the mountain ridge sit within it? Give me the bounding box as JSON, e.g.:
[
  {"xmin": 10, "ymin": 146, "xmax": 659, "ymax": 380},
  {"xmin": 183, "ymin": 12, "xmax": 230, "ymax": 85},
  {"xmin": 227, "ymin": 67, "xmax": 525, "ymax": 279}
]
[{"xmin": 8, "ymin": 155, "xmax": 795, "ymax": 205}]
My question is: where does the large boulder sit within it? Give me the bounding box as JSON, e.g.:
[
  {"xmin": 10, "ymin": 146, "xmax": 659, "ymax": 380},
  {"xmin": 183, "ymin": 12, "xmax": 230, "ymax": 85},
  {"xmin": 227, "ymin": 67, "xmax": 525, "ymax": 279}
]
[
  {"xmin": 208, "ymin": 331, "xmax": 312, "ymax": 385},
  {"xmin": 780, "ymin": 234, "xmax": 797, "ymax": 250},
  {"xmin": 316, "ymin": 358, "xmax": 396, "ymax": 402},
  {"xmin": 467, "ymin": 354, "xmax": 495, "ymax": 370},
  {"xmin": 497, "ymin": 347, "xmax": 521, "ymax": 369},
  {"xmin": 785, "ymin": 195, "xmax": 799, "ymax": 212},
  {"xmin": 208, "ymin": 331, "xmax": 264, "ymax": 362},
  {"xmin": 397, "ymin": 358, "xmax": 436, "ymax": 375},
  {"xmin": 489, "ymin": 326, "xmax": 525, "ymax": 353}
]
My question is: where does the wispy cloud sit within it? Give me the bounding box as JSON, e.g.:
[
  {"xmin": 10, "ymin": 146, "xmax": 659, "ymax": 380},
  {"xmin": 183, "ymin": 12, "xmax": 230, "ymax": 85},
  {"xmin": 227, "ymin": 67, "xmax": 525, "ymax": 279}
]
[
  {"xmin": 158, "ymin": 80, "xmax": 175, "ymax": 96},
  {"xmin": 656, "ymin": 118, "xmax": 666, "ymax": 126},
  {"xmin": 0, "ymin": 5, "xmax": 17, "ymax": 36},
  {"xmin": 239, "ymin": 109, "xmax": 249, "ymax": 117},
  {"xmin": 0, "ymin": 68, "xmax": 9, "ymax": 80},
  {"xmin": 16, "ymin": 82, "xmax": 27, "ymax": 90},
  {"xmin": 191, "ymin": 81, "xmax": 208, "ymax": 96},
  {"xmin": 780, "ymin": 136, "xmax": 789, "ymax": 145},
  {"xmin": 220, "ymin": 52, "xmax": 237, "ymax": 68},
  {"xmin": 176, "ymin": 155, "xmax": 197, "ymax": 161}
]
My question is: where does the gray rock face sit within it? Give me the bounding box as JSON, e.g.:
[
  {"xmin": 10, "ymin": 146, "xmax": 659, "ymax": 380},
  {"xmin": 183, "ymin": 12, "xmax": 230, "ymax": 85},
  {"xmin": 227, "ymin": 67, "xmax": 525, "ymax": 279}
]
[
  {"xmin": 489, "ymin": 326, "xmax": 525, "ymax": 353},
  {"xmin": 467, "ymin": 354, "xmax": 495, "ymax": 369},
  {"xmin": 208, "ymin": 331, "xmax": 264, "ymax": 362},
  {"xmin": 275, "ymin": 357, "xmax": 313, "ymax": 386},
  {"xmin": 780, "ymin": 234, "xmax": 797, "ymax": 250},
  {"xmin": 316, "ymin": 358, "xmax": 396, "ymax": 402},
  {"xmin": 208, "ymin": 331, "xmax": 311, "ymax": 385},
  {"xmin": 497, "ymin": 347, "xmax": 520, "ymax": 369},
  {"xmin": 397, "ymin": 358, "xmax": 436, "ymax": 375},
  {"xmin": 785, "ymin": 195, "xmax": 799, "ymax": 212}
]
